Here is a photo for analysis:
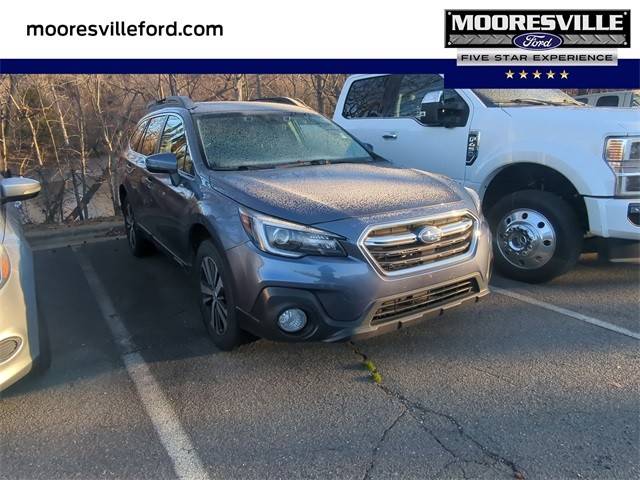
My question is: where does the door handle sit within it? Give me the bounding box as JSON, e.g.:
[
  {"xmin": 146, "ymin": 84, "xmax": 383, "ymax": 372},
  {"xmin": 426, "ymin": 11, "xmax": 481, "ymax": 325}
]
[{"xmin": 382, "ymin": 133, "xmax": 398, "ymax": 140}]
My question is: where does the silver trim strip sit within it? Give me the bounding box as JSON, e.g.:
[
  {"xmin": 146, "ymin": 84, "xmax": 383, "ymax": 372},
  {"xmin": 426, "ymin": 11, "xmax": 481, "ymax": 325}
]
[{"xmin": 357, "ymin": 209, "xmax": 478, "ymax": 278}]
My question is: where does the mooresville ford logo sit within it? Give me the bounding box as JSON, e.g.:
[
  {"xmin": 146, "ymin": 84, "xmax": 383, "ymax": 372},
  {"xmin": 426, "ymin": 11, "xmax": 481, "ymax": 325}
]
[
  {"xmin": 445, "ymin": 10, "xmax": 630, "ymax": 49},
  {"xmin": 512, "ymin": 33, "xmax": 563, "ymax": 51},
  {"xmin": 447, "ymin": 10, "xmax": 629, "ymax": 66}
]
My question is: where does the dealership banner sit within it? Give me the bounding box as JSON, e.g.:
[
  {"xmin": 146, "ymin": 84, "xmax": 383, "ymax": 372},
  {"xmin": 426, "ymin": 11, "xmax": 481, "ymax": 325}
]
[{"xmin": 0, "ymin": 0, "xmax": 638, "ymax": 88}]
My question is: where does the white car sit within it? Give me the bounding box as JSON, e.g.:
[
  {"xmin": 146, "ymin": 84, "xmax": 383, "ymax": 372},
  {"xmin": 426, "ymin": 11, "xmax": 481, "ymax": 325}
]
[
  {"xmin": 0, "ymin": 175, "xmax": 48, "ymax": 392},
  {"xmin": 334, "ymin": 76, "xmax": 640, "ymax": 282},
  {"xmin": 574, "ymin": 90, "xmax": 639, "ymax": 108}
]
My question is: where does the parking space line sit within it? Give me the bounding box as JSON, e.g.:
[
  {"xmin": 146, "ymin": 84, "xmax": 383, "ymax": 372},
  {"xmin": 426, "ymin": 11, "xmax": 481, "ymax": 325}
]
[
  {"xmin": 73, "ymin": 247, "xmax": 210, "ymax": 480},
  {"xmin": 493, "ymin": 286, "xmax": 640, "ymax": 340}
]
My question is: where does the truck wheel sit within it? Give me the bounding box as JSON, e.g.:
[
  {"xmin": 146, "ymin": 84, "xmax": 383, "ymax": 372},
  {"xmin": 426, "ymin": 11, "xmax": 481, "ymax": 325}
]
[
  {"xmin": 122, "ymin": 198, "xmax": 154, "ymax": 257},
  {"xmin": 195, "ymin": 240, "xmax": 251, "ymax": 351},
  {"xmin": 487, "ymin": 190, "xmax": 582, "ymax": 283}
]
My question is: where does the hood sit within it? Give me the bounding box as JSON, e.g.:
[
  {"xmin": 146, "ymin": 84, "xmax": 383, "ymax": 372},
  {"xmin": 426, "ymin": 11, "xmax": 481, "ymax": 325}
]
[
  {"xmin": 211, "ymin": 162, "xmax": 460, "ymax": 224},
  {"xmin": 502, "ymin": 106, "xmax": 640, "ymax": 133}
]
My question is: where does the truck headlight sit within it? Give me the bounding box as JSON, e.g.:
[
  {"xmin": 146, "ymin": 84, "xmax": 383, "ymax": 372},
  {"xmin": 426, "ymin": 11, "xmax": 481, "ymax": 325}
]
[
  {"xmin": 0, "ymin": 245, "xmax": 10, "ymax": 289},
  {"xmin": 604, "ymin": 136, "xmax": 640, "ymax": 196},
  {"xmin": 239, "ymin": 208, "xmax": 346, "ymax": 258}
]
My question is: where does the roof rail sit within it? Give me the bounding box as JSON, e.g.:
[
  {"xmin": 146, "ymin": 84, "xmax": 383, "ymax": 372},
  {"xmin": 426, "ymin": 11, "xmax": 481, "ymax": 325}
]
[
  {"xmin": 147, "ymin": 95, "xmax": 197, "ymax": 112},
  {"xmin": 250, "ymin": 97, "xmax": 311, "ymax": 109}
]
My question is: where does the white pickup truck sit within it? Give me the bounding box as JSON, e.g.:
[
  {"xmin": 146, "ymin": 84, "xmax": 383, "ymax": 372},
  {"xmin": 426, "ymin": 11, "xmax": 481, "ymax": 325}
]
[{"xmin": 334, "ymin": 75, "xmax": 640, "ymax": 282}]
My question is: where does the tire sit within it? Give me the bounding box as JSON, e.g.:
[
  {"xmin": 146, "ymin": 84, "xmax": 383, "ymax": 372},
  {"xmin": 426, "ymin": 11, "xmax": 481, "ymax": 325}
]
[
  {"xmin": 487, "ymin": 190, "xmax": 582, "ymax": 283},
  {"xmin": 194, "ymin": 240, "xmax": 250, "ymax": 351},
  {"xmin": 122, "ymin": 197, "xmax": 154, "ymax": 257}
]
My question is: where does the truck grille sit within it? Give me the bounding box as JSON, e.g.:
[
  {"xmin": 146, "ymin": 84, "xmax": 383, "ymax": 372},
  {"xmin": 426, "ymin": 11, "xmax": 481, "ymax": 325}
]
[
  {"xmin": 371, "ymin": 278, "xmax": 479, "ymax": 325},
  {"xmin": 362, "ymin": 213, "xmax": 475, "ymax": 274}
]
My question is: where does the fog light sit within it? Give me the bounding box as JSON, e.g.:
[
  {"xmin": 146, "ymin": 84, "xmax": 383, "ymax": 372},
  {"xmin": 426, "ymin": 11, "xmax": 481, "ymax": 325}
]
[{"xmin": 277, "ymin": 308, "xmax": 307, "ymax": 333}]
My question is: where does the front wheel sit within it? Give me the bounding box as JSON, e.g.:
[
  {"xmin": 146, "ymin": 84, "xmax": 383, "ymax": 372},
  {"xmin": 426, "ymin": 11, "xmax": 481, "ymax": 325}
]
[
  {"xmin": 487, "ymin": 190, "xmax": 582, "ymax": 283},
  {"xmin": 194, "ymin": 240, "xmax": 251, "ymax": 351}
]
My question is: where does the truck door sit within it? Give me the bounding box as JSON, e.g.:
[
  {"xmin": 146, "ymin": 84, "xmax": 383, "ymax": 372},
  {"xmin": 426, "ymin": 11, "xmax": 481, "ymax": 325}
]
[{"xmin": 337, "ymin": 74, "xmax": 472, "ymax": 184}]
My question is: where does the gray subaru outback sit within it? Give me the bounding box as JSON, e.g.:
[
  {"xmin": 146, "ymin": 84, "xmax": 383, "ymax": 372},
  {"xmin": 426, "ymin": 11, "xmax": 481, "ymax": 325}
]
[{"xmin": 119, "ymin": 96, "xmax": 491, "ymax": 350}]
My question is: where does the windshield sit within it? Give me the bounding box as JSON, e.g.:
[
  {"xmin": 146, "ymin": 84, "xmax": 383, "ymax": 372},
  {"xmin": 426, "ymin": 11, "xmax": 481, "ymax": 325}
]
[
  {"xmin": 473, "ymin": 89, "xmax": 583, "ymax": 107},
  {"xmin": 196, "ymin": 112, "xmax": 372, "ymax": 169}
]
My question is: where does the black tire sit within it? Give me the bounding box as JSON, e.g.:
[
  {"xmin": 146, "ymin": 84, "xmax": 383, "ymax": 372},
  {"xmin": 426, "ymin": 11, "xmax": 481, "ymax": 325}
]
[
  {"xmin": 487, "ymin": 190, "xmax": 582, "ymax": 283},
  {"xmin": 194, "ymin": 240, "xmax": 250, "ymax": 351},
  {"xmin": 122, "ymin": 197, "xmax": 154, "ymax": 257}
]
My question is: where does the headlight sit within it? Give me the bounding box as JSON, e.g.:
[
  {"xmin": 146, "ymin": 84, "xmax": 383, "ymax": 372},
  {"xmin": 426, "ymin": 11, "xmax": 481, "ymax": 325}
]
[
  {"xmin": 0, "ymin": 245, "xmax": 10, "ymax": 289},
  {"xmin": 464, "ymin": 187, "xmax": 482, "ymax": 213},
  {"xmin": 239, "ymin": 208, "xmax": 346, "ymax": 258},
  {"xmin": 604, "ymin": 136, "xmax": 640, "ymax": 196}
]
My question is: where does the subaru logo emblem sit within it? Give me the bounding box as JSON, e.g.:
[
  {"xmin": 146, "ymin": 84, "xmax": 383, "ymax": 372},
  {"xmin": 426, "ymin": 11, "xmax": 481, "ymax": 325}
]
[
  {"xmin": 418, "ymin": 226, "xmax": 442, "ymax": 244},
  {"xmin": 512, "ymin": 32, "xmax": 563, "ymax": 51}
]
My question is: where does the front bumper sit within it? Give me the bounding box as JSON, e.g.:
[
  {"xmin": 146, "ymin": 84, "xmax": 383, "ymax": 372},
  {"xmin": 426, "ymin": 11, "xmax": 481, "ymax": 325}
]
[
  {"xmin": 585, "ymin": 196, "xmax": 640, "ymax": 240},
  {"xmin": 0, "ymin": 239, "xmax": 40, "ymax": 392},
  {"xmin": 226, "ymin": 216, "xmax": 492, "ymax": 342}
]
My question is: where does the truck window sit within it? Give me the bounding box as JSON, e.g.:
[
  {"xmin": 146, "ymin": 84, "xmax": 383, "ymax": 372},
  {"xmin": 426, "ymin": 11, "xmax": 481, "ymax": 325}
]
[
  {"xmin": 596, "ymin": 95, "xmax": 619, "ymax": 107},
  {"xmin": 342, "ymin": 76, "xmax": 390, "ymax": 119},
  {"xmin": 391, "ymin": 74, "xmax": 444, "ymax": 118}
]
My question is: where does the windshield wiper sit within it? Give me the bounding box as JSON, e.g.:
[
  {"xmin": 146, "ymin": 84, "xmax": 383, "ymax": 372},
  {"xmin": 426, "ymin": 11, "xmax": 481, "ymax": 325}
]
[{"xmin": 503, "ymin": 98, "xmax": 580, "ymax": 106}]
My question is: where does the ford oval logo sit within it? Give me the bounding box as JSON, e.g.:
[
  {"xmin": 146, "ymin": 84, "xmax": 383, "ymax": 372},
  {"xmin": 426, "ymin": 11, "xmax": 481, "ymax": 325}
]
[
  {"xmin": 513, "ymin": 32, "xmax": 563, "ymax": 51},
  {"xmin": 418, "ymin": 226, "xmax": 442, "ymax": 244}
]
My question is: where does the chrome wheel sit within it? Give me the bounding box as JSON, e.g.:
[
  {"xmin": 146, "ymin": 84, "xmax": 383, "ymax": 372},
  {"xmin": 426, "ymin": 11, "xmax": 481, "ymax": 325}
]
[
  {"xmin": 200, "ymin": 256, "xmax": 228, "ymax": 335},
  {"xmin": 496, "ymin": 209, "xmax": 556, "ymax": 270},
  {"xmin": 124, "ymin": 202, "xmax": 137, "ymax": 251}
]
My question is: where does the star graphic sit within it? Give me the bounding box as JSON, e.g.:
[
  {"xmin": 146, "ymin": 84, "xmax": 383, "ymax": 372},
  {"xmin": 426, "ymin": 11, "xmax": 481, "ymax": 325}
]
[
  {"xmin": 505, "ymin": 69, "xmax": 515, "ymax": 79},
  {"xmin": 532, "ymin": 70, "xmax": 542, "ymax": 79},
  {"xmin": 519, "ymin": 70, "xmax": 528, "ymax": 79},
  {"xmin": 560, "ymin": 70, "xmax": 569, "ymax": 79},
  {"xmin": 546, "ymin": 70, "xmax": 555, "ymax": 79}
]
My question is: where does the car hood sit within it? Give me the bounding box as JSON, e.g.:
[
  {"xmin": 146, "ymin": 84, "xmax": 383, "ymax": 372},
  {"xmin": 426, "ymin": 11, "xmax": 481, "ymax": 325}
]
[
  {"xmin": 211, "ymin": 162, "xmax": 461, "ymax": 224},
  {"xmin": 502, "ymin": 106, "xmax": 640, "ymax": 133}
]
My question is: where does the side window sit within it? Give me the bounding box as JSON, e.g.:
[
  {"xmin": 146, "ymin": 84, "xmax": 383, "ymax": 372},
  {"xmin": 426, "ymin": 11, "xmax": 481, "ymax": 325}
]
[
  {"xmin": 159, "ymin": 116, "xmax": 193, "ymax": 175},
  {"xmin": 342, "ymin": 76, "xmax": 390, "ymax": 119},
  {"xmin": 574, "ymin": 97, "xmax": 587, "ymax": 104},
  {"xmin": 596, "ymin": 95, "xmax": 619, "ymax": 107},
  {"xmin": 139, "ymin": 116, "xmax": 167, "ymax": 156},
  {"xmin": 129, "ymin": 121, "xmax": 148, "ymax": 152},
  {"xmin": 390, "ymin": 74, "xmax": 444, "ymax": 118}
]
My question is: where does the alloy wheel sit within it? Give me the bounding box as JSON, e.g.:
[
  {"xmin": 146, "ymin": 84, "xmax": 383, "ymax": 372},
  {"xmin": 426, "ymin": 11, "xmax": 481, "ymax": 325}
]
[
  {"xmin": 124, "ymin": 202, "xmax": 137, "ymax": 251},
  {"xmin": 496, "ymin": 208, "xmax": 556, "ymax": 270},
  {"xmin": 200, "ymin": 256, "xmax": 228, "ymax": 335}
]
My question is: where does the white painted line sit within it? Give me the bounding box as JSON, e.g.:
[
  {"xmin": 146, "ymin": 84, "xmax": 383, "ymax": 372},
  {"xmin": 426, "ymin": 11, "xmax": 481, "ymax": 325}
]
[
  {"xmin": 493, "ymin": 286, "xmax": 640, "ymax": 341},
  {"xmin": 74, "ymin": 247, "xmax": 210, "ymax": 480}
]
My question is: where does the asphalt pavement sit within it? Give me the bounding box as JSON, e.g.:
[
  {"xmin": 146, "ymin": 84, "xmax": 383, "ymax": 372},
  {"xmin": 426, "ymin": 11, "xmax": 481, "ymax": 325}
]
[{"xmin": 1, "ymin": 239, "xmax": 638, "ymax": 480}]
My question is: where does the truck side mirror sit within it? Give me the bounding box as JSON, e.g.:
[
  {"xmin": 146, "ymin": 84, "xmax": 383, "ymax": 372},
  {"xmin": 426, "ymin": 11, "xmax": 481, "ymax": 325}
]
[
  {"xmin": 418, "ymin": 90, "xmax": 444, "ymax": 126},
  {"xmin": 419, "ymin": 90, "xmax": 469, "ymax": 128}
]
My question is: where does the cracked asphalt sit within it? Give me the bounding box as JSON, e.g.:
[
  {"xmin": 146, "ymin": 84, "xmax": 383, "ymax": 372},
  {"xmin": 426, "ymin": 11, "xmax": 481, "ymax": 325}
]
[{"xmin": 1, "ymin": 240, "xmax": 638, "ymax": 479}]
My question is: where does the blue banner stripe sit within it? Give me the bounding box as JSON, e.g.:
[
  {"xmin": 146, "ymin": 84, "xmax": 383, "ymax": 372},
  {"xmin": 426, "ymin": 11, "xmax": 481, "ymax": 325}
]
[{"xmin": 1, "ymin": 59, "xmax": 638, "ymax": 88}]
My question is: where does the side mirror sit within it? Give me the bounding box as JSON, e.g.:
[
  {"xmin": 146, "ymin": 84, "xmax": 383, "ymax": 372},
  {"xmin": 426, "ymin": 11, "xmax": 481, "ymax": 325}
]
[
  {"xmin": 419, "ymin": 90, "xmax": 468, "ymax": 128},
  {"xmin": 362, "ymin": 143, "xmax": 374, "ymax": 153},
  {"xmin": 146, "ymin": 152, "xmax": 178, "ymax": 174},
  {"xmin": 1, "ymin": 177, "xmax": 41, "ymax": 204}
]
